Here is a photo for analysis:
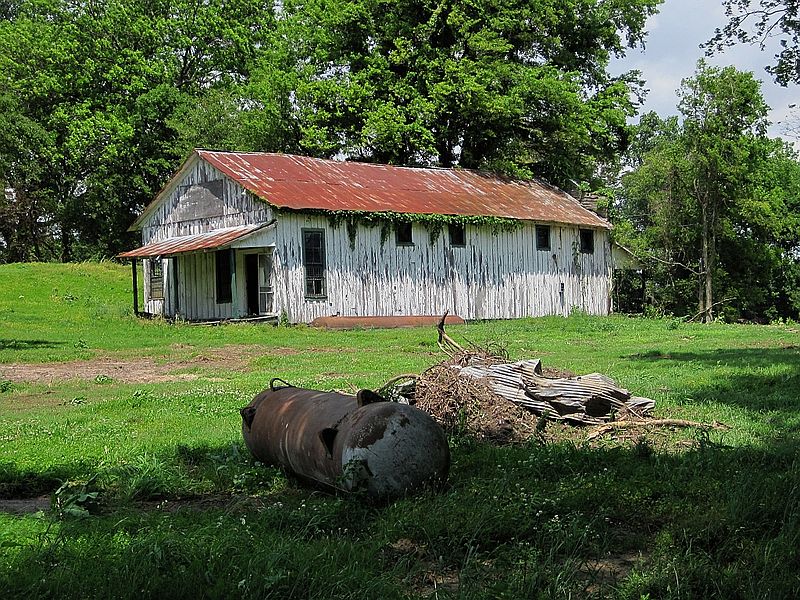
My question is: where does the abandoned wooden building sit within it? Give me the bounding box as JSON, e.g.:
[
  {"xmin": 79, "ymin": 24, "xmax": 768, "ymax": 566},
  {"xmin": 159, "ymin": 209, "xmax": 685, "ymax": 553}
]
[{"xmin": 119, "ymin": 150, "xmax": 619, "ymax": 323}]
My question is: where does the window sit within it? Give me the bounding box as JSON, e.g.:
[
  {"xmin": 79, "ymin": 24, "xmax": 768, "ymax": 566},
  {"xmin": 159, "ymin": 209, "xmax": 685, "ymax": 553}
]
[
  {"xmin": 448, "ymin": 223, "xmax": 466, "ymax": 247},
  {"xmin": 303, "ymin": 229, "xmax": 326, "ymax": 298},
  {"xmin": 579, "ymin": 229, "xmax": 594, "ymax": 254},
  {"xmin": 395, "ymin": 222, "xmax": 413, "ymax": 245},
  {"xmin": 215, "ymin": 249, "xmax": 233, "ymax": 303},
  {"xmin": 535, "ymin": 225, "xmax": 550, "ymax": 251},
  {"xmin": 149, "ymin": 259, "xmax": 164, "ymax": 300}
]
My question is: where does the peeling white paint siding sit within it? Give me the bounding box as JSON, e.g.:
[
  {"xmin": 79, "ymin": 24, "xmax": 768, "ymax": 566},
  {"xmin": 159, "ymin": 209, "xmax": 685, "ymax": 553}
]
[
  {"xmin": 140, "ymin": 159, "xmax": 272, "ymax": 244},
  {"xmin": 272, "ymin": 213, "xmax": 611, "ymax": 323},
  {"xmin": 137, "ymin": 157, "xmax": 611, "ymax": 322}
]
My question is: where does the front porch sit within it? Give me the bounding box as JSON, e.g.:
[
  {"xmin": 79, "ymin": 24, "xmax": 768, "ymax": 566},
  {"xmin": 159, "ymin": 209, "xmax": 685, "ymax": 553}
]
[{"xmin": 118, "ymin": 224, "xmax": 278, "ymax": 322}]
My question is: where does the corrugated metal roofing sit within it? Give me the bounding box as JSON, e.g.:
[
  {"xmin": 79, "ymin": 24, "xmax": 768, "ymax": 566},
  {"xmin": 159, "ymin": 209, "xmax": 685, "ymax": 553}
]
[
  {"xmin": 131, "ymin": 150, "xmax": 600, "ymax": 229},
  {"xmin": 190, "ymin": 151, "xmax": 610, "ymax": 229},
  {"xmin": 118, "ymin": 224, "xmax": 266, "ymax": 258}
]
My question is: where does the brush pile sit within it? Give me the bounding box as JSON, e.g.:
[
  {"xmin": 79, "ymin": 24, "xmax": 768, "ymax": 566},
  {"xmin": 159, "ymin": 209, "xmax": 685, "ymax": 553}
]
[{"xmin": 378, "ymin": 316, "xmax": 656, "ymax": 443}]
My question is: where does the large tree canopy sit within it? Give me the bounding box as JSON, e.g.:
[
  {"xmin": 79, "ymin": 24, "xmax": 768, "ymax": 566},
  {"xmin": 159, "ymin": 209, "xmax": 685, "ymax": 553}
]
[
  {"xmin": 0, "ymin": 0, "xmax": 277, "ymax": 261},
  {"xmin": 269, "ymin": 0, "xmax": 662, "ymax": 186}
]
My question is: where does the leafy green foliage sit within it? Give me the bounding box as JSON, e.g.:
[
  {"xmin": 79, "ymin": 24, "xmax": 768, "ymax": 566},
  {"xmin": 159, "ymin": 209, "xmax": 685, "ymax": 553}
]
[
  {"xmin": 0, "ymin": 0, "xmax": 278, "ymax": 262},
  {"xmin": 615, "ymin": 62, "xmax": 800, "ymax": 321},
  {"xmin": 271, "ymin": 0, "xmax": 661, "ymax": 187}
]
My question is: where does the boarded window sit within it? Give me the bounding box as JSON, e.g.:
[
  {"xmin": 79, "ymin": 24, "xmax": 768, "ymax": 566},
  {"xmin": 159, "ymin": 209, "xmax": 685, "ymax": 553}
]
[
  {"xmin": 448, "ymin": 223, "xmax": 466, "ymax": 247},
  {"xmin": 579, "ymin": 229, "xmax": 594, "ymax": 254},
  {"xmin": 535, "ymin": 225, "xmax": 551, "ymax": 251},
  {"xmin": 149, "ymin": 259, "xmax": 164, "ymax": 300},
  {"xmin": 303, "ymin": 229, "xmax": 326, "ymax": 298},
  {"xmin": 216, "ymin": 249, "xmax": 233, "ymax": 303},
  {"xmin": 395, "ymin": 222, "xmax": 413, "ymax": 245}
]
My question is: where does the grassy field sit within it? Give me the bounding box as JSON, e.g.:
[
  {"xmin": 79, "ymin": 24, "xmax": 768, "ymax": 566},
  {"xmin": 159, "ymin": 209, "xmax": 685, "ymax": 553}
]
[{"xmin": 1, "ymin": 261, "xmax": 799, "ymax": 599}]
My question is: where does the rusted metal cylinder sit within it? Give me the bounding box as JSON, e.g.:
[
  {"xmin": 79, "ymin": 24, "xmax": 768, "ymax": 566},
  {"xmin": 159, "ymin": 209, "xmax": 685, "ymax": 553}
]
[{"xmin": 241, "ymin": 382, "xmax": 450, "ymax": 499}]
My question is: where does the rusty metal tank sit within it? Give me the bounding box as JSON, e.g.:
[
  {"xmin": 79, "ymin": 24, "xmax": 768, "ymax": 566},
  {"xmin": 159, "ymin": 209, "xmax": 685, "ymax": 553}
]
[{"xmin": 240, "ymin": 380, "xmax": 450, "ymax": 499}]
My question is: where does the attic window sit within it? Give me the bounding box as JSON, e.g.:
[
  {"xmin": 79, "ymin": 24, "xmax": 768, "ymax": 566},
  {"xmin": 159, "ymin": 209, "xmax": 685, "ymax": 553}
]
[
  {"xmin": 535, "ymin": 225, "xmax": 550, "ymax": 251},
  {"xmin": 579, "ymin": 229, "xmax": 594, "ymax": 254},
  {"xmin": 448, "ymin": 223, "xmax": 466, "ymax": 247},
  {"xmin": 395, "ymin": 222, "xmax": 413, "ymax": 246},
  {"xmin": 149, "ymin": 259, "xmax": 164, "ymax": 300}
]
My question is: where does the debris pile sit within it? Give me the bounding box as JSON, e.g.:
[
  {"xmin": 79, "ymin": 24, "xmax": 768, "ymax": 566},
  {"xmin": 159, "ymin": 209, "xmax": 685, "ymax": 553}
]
[
  {"xmin": 451, "ymin": 357, "xmax": 655, "ymax": 425},
  {"xmin": 385, "ymin": 352, "xmax": 655, "ymax": 443},
  {"xmin": 378, "ymin": 315, "xmax": 656, "ymax": 443}
]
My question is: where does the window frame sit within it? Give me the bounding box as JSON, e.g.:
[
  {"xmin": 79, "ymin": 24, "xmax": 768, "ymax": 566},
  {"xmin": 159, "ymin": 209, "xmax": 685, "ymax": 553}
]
[
  {"xmin": 579, "ymin": 228, "xmax": 595, "ymax": 254},
  {"xmin": 149, "ymin": 258, "xmax": 164, "ymax": 300},
  {"xmin": 535, "ymin": 224, "xmax": 551, "ymax": 251},
  {"xmin": 302, "ymin": 228, "xmax": 327, "ymax": 299},
  {"xmin": 448, "ymin": 223, "xmax": 466, "ymax": 247},
  {"xmin": 395, "ymin": 222, "xmax": 414, "ymax": 246},
  {"xmin": 215, "ymin": 249, "xmax": 233, "ymax": 304}
]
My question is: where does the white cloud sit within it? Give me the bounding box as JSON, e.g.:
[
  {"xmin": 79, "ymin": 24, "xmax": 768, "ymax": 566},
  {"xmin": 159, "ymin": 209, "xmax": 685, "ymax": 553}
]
[{"xmin": 611, "ymin": 0, "xmax": 797, "ymax": 138}]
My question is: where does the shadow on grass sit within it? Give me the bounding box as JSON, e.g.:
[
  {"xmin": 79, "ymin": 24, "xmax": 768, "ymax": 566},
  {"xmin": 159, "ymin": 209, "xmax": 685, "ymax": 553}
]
[
  {"xmin": 2, "ymin": 435, "xmax": 800, "ymax": 599},
  {"xmin": 0, "ymin": 338, "xmax": 66, "ymax": 351},
  {"xmin": 627, "ymin": 346, "xmax": 800, "ymax": 416}
]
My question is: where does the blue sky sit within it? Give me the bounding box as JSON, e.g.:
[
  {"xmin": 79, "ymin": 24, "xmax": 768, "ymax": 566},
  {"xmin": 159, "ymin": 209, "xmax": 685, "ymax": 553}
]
[{"xmin": 610, "ymin": 0, "xmax": 797, "ymax": 139}]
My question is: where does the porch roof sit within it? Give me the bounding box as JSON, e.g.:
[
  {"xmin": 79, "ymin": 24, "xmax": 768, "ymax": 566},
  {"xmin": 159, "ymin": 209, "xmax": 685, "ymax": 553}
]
[{"xmin": 118, "ymin": 224, "xmax": 267, "ymax": 259}]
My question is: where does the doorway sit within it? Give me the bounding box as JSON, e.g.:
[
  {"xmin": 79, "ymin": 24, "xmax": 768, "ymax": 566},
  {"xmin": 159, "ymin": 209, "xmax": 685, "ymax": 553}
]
[
  {"xmin": 244, "ymin": 251, "xmax": 274, "ymax": 316},
  {"xmin": 245, "ymin": 254, "xmax": 259, "ymax": 315}
]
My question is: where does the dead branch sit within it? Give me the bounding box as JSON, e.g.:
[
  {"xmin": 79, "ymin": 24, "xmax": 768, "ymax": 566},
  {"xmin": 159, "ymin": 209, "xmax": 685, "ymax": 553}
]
[
  {"xmin": 437, "ymin": 311, "xmax": 466, "ymax": 356},
  {"xmin": 587, "ymin": 418, "xmax": 731, "ymax": 440},
  {"xmin": 687, "ymin": 297, "xmax": 736, "ymax": 323}
]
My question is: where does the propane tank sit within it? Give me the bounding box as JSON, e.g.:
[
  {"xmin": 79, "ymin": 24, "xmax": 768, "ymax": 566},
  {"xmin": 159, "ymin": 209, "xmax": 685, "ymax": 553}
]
[{"xmin": 241, "ymin": 380, "xmax": 450, "ymax": 499}]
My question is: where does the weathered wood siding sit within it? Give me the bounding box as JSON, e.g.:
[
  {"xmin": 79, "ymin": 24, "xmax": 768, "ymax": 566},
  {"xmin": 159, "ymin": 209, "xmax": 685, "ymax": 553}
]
[
  {"xmin": 139, "ymin": 157, "xmax": 275, "ymax": 318},
  {"xmin": 272, "ymin": 213, "xmax": 612, "ymax": 323},
  {"xmin": 140, "ymin": 157, "xmax": 273, "ymax": 245},
  {"xmin": 137, "ymin": 156, "xmax": 611, "ymax": 322}
]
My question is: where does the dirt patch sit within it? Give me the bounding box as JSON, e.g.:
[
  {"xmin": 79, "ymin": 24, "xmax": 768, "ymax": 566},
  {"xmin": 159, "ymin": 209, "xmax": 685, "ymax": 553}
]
[
  {"xmin": 0, "ymin": 344, "xmax": 291, "ymax": 385},
  {"xmin": 0, "ymin": 496, "xmax": 51, "ymax": 514},
  {"xmin": 579, "ymin": 551, "xmax": 645, "ymax": 593}
]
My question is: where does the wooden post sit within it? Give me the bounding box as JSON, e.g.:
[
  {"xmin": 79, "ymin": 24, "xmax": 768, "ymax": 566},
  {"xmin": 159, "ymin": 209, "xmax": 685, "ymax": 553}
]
[{"xmin": 131, "ymin": 259, "xmax": 139, "ymax": 315}]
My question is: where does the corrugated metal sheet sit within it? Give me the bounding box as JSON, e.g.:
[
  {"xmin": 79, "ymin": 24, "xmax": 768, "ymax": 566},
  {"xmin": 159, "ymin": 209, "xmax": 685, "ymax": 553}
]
[
  {"xmin": 191, "ymin": 151, "xmax": 610, "ymax": 229},
  {"xmin": 118, "ymin": 224, "xmax": 266, "ymax": 258}
]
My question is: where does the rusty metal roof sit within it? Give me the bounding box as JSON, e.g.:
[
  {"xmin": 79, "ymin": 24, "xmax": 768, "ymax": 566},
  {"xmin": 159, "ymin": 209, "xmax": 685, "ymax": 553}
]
[
  {"xmin": 118, "ymin": 224, "xmax": 266, "ymax": 258},
  {"xmin": 193, "ymin": 151, "xmax": 610, "ymax": 229}
]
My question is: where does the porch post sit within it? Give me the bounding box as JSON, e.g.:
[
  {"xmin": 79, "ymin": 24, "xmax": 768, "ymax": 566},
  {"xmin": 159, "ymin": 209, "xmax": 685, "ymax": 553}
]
[{"xmin": 131, "ymin": 259, "xmax": 139, "ymax": 315}]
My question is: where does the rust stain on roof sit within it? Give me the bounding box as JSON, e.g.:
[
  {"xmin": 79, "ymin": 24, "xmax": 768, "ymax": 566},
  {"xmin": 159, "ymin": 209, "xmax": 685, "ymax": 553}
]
[
  {"xmin": 118, "ymin": 224, "xmax": 265, "ymax": 258},
  {"xmin": 194, "ymin": 151, "xmax": 610, "ymax": 229}
]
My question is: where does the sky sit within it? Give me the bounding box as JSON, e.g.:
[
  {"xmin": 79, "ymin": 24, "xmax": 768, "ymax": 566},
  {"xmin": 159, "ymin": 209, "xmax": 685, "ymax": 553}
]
[{"xmin": 610, "ymin": 0, "xmax": 798, "ymax": 139}]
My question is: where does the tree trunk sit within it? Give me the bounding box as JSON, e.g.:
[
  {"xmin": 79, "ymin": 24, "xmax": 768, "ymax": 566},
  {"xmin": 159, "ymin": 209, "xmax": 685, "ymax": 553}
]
[
  {"xmin": 699, "ymin": 200, "xmax": 714, "ymax": 323},
  {"xmin": 60, "ymin": 227, "xmax": 72, "ymax": 263},
  {"xmin": 705, "ymin": 220, "xmax": 715, "ymax": 322}
]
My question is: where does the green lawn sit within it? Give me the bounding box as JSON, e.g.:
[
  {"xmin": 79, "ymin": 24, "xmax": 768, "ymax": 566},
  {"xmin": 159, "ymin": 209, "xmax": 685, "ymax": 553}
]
[{"xmin": 1, "ymin": 262, "xmax": 799, "ymax": 598}]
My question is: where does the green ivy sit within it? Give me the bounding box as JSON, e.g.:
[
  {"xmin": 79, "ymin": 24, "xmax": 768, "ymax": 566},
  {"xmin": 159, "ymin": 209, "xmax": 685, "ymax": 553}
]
[{"xmin": 313, "ymin": 208, "xmax": 523, "ymax": 248}]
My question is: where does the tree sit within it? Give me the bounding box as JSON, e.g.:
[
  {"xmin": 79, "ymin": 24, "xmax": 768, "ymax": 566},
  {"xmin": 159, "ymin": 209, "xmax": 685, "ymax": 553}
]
[
  {"xmin": 679, "ymin": 62, "xmax": 770, "ymax": 321},
  {"xmin": 0, "ymin": 0, "xmax": 277, "ymax": 262},
  {"xmin": 708, "ymin": 1, "xmax": 800, "ymax": 85},
  {"xmin": 271, "ymin": 0, "xmax": 663, "ymax": 187},
  {"xmin": 616, "ymin": 62, "xmax": 800, "ymax": 321}
]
